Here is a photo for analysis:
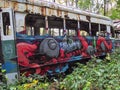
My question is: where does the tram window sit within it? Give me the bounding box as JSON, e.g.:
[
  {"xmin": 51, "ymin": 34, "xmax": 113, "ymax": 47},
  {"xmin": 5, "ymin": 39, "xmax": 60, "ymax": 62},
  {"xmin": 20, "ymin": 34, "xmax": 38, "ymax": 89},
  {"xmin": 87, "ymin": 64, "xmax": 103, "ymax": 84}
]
[
  {"xmin": 40, "ymin": 28, "xmax": 46, "ymax": 35},
  {"xmin": 60, "ymin": 29, "xmax": 64, "ymax": 36},
  {"xmin": 26, "ymin": 26, "xmax": 46, "ymax": 36},
  {"xmin": 96, "ymin": 31, "xmax": 106, "ymax": 37},
  {"xmin": 25, "ymin": 14, "xmax": 45, "ymax": 36},
  {"xmin": 98, "ymin": 24, "xmax": 107, "ymax": 37},
  {"xmin": 50, "ymin": 28, "xmax": 59, "ymax": 36},
  {"xmin": 80, "ymin": 21, "xmax": 89, "ymax": 34},
  {"xmin": 68, "ymin": 30, "xmax": 76, "ymax": 36},
  {"xmin": 49, "ymin": 28, "xmax": 63, "ymax": 36},
  {"xmin": 48, "ymin": 16, "xmax": 63, "ymax": 36},
  {"xmin": 111, "ymin": 26, "xmax": 114, "ymax": 37},
  {"xmin": 91, "ymin": 23, "xmax": 99, "ymax": 36},
  {"xmin": 96, "ymin": 31, "xmax": 104, "ymax": 36},
  {"xmin": 80, "ymin": 30, "xmax": 88, "ymax": 36},
  {"xmin": 2, "ymin": 12, "xmax": 11, "ymax": 36},
  {"xmin": 26, "ymin": 27, "xmax": 34, "ymax": 36}
]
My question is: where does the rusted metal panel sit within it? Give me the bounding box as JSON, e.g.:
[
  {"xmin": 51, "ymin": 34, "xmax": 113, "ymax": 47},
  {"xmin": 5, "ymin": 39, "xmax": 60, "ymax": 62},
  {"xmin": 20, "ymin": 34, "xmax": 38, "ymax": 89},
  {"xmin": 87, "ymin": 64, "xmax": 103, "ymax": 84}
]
[
  {"xmin": 91, "ymin": 17, "xmax": 98, "ymax": 24},
  {"xmin": 41, "ymin": 7, "xmax": 46, "ymax": 16},
  {"xmin": 33, "ymin": 6, "xmax": 40, "ymax": 14},
  {"xmin": 46, "ymin": 8, "xmax": 62, "ymax": 17},
  {"xmin": 0, "ymin": 0, "xmax": 5, "ymax": 8},
  {"xmin": 14, "ymin": 2, "xmax": 42, "ymax": 14},
  {"xmin": 26, "ymin": 4, "xmax": 33, "ymax": 13},
  {"xmin": 91, "ymin": 17, "xmax": 112, "ymax": 25},
  {"xmin": 98, "ymin": 19, "xmax": 112, "ymax": 25},
  {"xmin": 0, "ymin": 0, "xmax": 112, "ymax": 22},
  {"xmin": 14, "ymin": 3, "xmax": 26, "ymax": 12},
  {"xmin": 27, "ymin": 4, "xmax": 41, "ymax": 14},
  {"xmin": 4, "ymin": 1, "xmax": 14, "ymax": 8},
  {"xmin": 68, "ymin": 12, "xmax": 77, "ymax": 20},
  {"xmin": 46, "ymin": 8, "xmax": 51, "ymax": 16},
  {"xmin": 80, "ymin": 15, "xmax": 89, "ymax": 22},
  {"xmin": 46, "ymin": 8, "xmax": 56, "ymax": 16},
  {"xmin": 64, "ymin": 11, "xmax": 68, "ymax": 18},
  {"xmin": 57, "ymin": 9, "xmax": 62, "ymax": 17}
]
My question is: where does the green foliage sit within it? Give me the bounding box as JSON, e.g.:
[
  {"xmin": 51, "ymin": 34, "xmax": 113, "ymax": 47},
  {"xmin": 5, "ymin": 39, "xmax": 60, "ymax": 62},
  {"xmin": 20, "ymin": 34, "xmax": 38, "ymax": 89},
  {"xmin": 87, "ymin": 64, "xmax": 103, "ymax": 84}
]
[
  {"xmin": 78, "ymin": 0, "xmax": 91, "ymax": 10},
  {"xmin": 77, "ymin": 0, "xmax": 120, "ymax": 19},
  {"xmin": 106, "ymin": 0, "xmax": 120, "ymax": 19},
  {"xmin": 0, "ymin": 48, "xmax": 120, "ymax": 90},
  {"xmin": 117, "ymin": 0, "xmax": 120, "ymax": 6},
  {"xmin": 0, "ymin": 64, "xmax": 7, "ymax": 90},
  {"xmin": 60, "ymin": 48, "xmax": 120, "ymax": 90},
  {"xmin": 109, "ymin": 5, "xmax": 120, "ymax": 19}
]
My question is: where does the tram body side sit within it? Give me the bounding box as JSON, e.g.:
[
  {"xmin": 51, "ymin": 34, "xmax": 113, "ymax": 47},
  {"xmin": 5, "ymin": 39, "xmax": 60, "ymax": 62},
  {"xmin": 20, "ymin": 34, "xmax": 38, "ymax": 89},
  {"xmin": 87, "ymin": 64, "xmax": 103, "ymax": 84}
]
[{"xmin": 0, "ymin": 0, "xmax": 117, "ymax": 82}]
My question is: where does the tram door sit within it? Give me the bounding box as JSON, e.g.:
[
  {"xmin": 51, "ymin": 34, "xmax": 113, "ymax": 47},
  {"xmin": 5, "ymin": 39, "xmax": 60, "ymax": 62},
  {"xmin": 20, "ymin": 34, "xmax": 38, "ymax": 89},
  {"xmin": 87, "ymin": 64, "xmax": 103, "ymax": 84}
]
[{"xmin": 0, "ymin": 8, "xmax": 18, "ymax": 82}]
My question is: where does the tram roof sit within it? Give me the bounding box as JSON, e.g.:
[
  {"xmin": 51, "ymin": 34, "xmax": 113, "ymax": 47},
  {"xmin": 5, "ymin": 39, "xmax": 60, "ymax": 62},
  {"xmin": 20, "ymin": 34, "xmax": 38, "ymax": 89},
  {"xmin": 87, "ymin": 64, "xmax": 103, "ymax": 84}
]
[
  {"xmin": 12, "ymin": 0, "xmax": 111, "ymax": 21},
  {"xmin": 0, "ymin": 0, "xmax": 112, "ymax": 25}
]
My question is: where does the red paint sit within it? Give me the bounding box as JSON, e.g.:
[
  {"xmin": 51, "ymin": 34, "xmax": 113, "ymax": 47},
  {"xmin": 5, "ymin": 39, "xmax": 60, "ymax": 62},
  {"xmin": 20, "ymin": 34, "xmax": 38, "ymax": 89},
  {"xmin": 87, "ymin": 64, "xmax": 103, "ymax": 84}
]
[
  {"xmin": 17, "ymin": 42, "xmax": 41, "ymax": 74},
  {"xmin": 77, "ymin": 31, "xmax": 88, "ymax": 57},
  {"xmin": 97, "ymin": 36, "xmax": 112, "ymax": 51}
]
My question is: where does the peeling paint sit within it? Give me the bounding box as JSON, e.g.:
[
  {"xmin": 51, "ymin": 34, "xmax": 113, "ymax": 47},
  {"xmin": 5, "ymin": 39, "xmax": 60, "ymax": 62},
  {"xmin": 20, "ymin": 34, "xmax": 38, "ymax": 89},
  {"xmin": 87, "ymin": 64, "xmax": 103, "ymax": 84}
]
[{"xmin": 0, "ymin": 0, "xmax": 112, "ymax": 25}]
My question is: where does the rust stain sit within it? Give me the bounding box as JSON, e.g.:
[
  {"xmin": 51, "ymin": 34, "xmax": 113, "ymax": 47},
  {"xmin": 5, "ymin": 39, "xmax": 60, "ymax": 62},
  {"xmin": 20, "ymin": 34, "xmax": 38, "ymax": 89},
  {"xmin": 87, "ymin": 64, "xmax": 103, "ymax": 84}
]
[
  {"xmin": 77, "ymin": 15, "xmax": 80, "ymax": 20},
  {"xmin": 59, "ymin": 10, "xmax": 62, "ymax": 17},
  {"xmin": 3, "ymin": 1, "xmax": 14, "ymax": 9},
  {"xmin": 86, "ymin": 16, "xmax": 91, "ymax": 21},
  {"xmin": 3, "ymin": 0, "xmax": 5, "ymax": 8},
  {"xmin": 41, "ymin": 7, "xmax": 44, "ymax": 15},
  {"xmin": 64, "ymin": 11, "xmax": 68, "ymax": 18},
  {"xmin": 10, "ymin": 1, "xmax": 15, "ymax": 9},
  {"xmin": 44, "ymin": 8, "xmax": 46, "ymax": 16},
  {"xmin": 13, "ymin": 2, "xmax": 26, "ymax": 12},
  {"xmin": 51, "ymin": 9, "xmax": 54, "ymax": 16},
  {"xmin": 25, "ymin": 4, "xmax": 29, "ymax": 13},
  {"xmin": 57, "ymin": 9, "xmax": 59, "ymax": 16},
  {"xmin": 41, "ymin": 7, "xmax": 46, "ymax": 16},
  {"xmin": 57, "ymin": 10, "xmax": 59, "ymax": 16},
  {"xmin": 5, "ymin": 1, "xmax": 9, "ymax": 8},
  {"xmin": 48, "ymin": 8, "xmax": 52, "ymax": 15},
  {"xmin": 64, "ymin": 11, "xmax": 68, "ymax": 16},
  {"xmin": 57, "ymin": 9, "xmax": 62, "ymax": 17},
  {"xmin": 27, "ymin": 5, "xmax": 32, "ymax": 13},
  {"xmin": 14, "ymin": 2, "xmax": 18, "ymax": 11}
]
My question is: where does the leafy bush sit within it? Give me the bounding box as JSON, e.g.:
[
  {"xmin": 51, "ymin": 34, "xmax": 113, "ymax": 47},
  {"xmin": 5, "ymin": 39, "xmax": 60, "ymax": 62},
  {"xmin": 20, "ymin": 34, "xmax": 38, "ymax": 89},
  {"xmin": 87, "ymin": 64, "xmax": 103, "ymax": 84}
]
[
  {"xmin": 60, "ymin": 48, "xmax": 120, "ymax": 90},
  {"xmin": 0, "ymin": 48, "xmax": 120, "ymax": 90}
]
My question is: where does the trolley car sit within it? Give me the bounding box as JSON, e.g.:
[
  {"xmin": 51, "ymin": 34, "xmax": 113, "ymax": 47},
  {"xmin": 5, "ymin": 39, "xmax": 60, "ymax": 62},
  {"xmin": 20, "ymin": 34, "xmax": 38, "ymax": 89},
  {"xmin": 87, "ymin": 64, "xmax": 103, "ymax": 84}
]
[{"xmin": 0, "ymin": 0, "xmax": 114, "ymax": 82}]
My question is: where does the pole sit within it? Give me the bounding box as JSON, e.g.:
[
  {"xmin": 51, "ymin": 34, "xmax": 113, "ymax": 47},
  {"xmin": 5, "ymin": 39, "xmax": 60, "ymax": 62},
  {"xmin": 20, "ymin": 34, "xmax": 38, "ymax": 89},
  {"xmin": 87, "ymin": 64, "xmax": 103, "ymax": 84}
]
[
  {"xmin": 45, "ymin": 16, "xmax": 48, "ymax": 34},
  {"xmin": 63, "ymin": 18, "xmax": 66, "ymax": 36}
]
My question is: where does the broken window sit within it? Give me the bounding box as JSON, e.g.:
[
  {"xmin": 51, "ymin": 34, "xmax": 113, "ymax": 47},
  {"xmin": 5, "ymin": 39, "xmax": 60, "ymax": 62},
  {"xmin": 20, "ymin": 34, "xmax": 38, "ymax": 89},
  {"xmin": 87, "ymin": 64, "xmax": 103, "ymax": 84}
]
[{"xmin": 2, "ymin": 12, "xmax": 11, "ymax": 36}]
